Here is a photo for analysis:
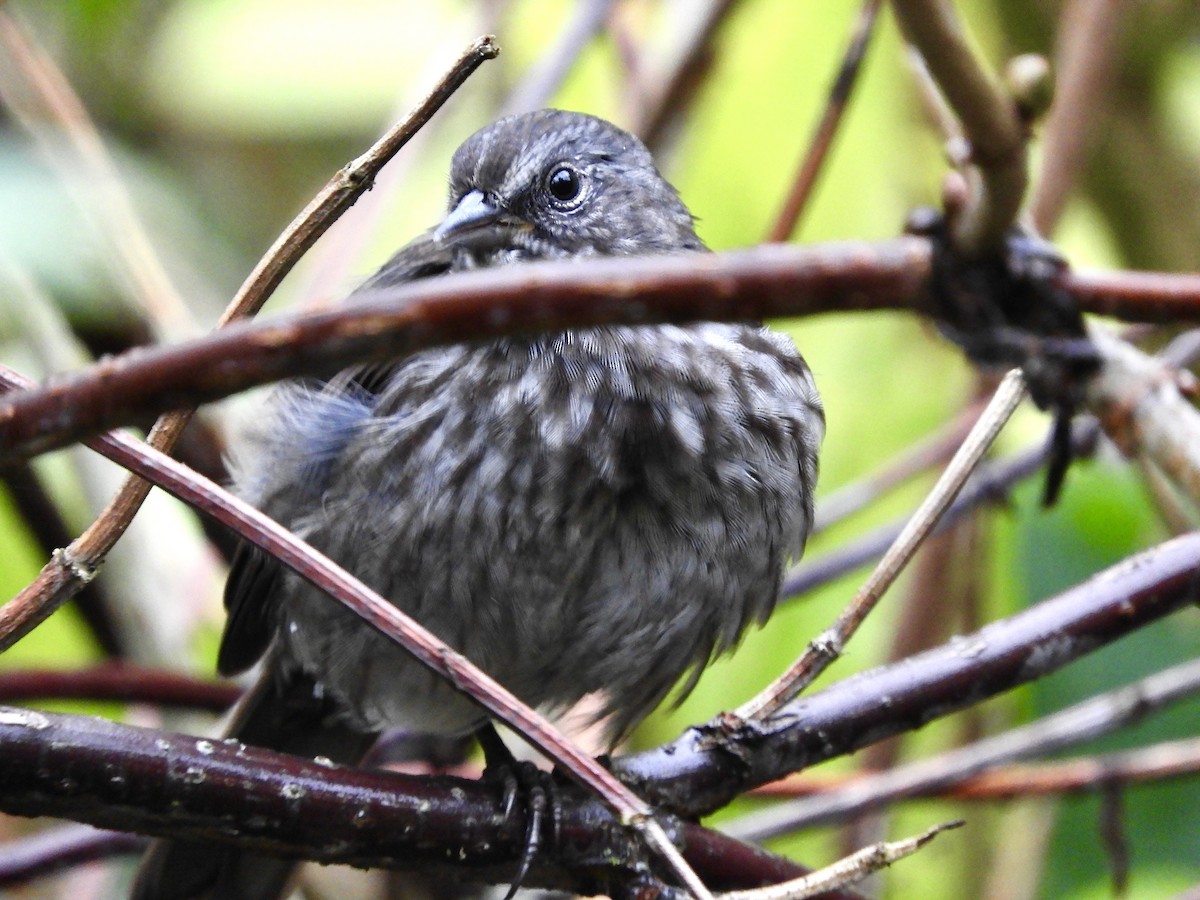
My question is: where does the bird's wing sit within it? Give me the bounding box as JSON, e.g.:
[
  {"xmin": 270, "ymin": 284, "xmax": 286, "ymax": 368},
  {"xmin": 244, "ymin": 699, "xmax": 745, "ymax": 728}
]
[{"xmin": 217, "ymin": 228, "xmax": 456, "ymax": 675}]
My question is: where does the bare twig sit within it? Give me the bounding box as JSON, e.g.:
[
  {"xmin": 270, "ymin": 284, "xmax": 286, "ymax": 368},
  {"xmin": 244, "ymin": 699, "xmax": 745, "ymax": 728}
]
[
  {"xmin": 740, "ymin": 369, "xmax": 1027, "ymax": 719},
  {"xmin": 0, "ymin": 9, "xmax": 195, "ymax": 339},
  {"xmin": 0, "ymin": 464, "xmax": 122, "ymax": 655},
  {"xmin": 1137, "ymin": 460, "xmax": 1200, "ymax": 534},
  {"xmin": 500, "ymin": 0, "xmax": 617, "ymax": 116},
  {"xmin": 1029, "ymin": 0, "xmax": 1129, "ymax": 235},
  {"xmin": 221, "ymin": 36, "xmax": 500, "ymax": 331},
  {"xmin": 1067, "ymin": 268, "xmax": 1200, "ymax": 323},
  {"xmin": 0, "ymin": 665, "xmax": 237, "ymax": 712},
  {"xmin": 767, "ymin": 0, "xmax": 884, "ymax": 243},
  {"xmin": 728, "ymin": 654, "xmax": 1200, "ymax": 838},
  {"xmin": 814, "ymin": 392, "xmax": 988, "ymax": 532},
  {"xmin": 0, "ymin": 365, "xmax": 711, "ymax": 899},
  {"xmin": 785, "ymin": 417, "xmax": 1098, "ymax": 600},
  {"xmin": 0, "ymin": 824, "xmax": 142, "ymax": 889},
  {"xmin": 0, "ymin": 35, "xmax": 499, "ymax": 661},
  {"xmin": 617, "ymin": 531, "xmax": 1200, "ymax": 817},
  {"xmin": 750, "ymin": 736, "xmax": 1200, "ymax": 802},
  {"xmin": 1087, "ymin": 326, "xmax": 1200, "ymax": 502},
  {"xmin": 718, "ymin": 821, "xmax": 962, "ymax": 900},
  {"xmin": 890, "ymin": 0, "xmax": 1030, "ymax": 253},
  {"xmin": 3, "ymin": 244, "xmax": 1198, "ymax": 466},
  {"xmin": 627, "ymin": 0, "xmax": 739, "ymax": 147}
]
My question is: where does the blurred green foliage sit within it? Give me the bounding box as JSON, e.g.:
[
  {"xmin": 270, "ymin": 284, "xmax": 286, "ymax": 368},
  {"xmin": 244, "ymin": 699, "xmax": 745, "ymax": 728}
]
[{"xmin": 0, "ymin": 1, "xmax": 1198, "ymax": 897}]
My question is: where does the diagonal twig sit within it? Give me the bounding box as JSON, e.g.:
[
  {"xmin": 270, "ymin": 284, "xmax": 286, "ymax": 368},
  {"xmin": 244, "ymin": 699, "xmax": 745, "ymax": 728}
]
[
  {"xmin": 890, "ymin": 0, "xmax": 1030, "ymax": 253},
  {"xmin": 0, "ymin": 35, "xmax": 499, "ymax": 656},
  {"xmin": 739, "ymin": 368, "xmax": 1027, "ymax": 720},
  {"xmin": 717, "ymin": 821, "xmax": 962, "ymax": 900},
  {"xmin": 0, "ymin": 9, "xmax": 196, "ymax": 340},
  {"xmin": 767, "ymin": 0, "xmax": 885, "ymax": 243},
  {"xmin": 0, "ymin": 361, "xmax": 713, "ymax": 899},
  {"xmin": 729, "ymin": 654, "xmax": 1200, "ymax": 838}
]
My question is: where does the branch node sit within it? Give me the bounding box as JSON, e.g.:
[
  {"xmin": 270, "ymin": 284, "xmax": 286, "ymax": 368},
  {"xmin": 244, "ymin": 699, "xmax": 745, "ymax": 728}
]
[{"xmin": 50, "ymin": 547, "xmax": 99, "ymax": 585}]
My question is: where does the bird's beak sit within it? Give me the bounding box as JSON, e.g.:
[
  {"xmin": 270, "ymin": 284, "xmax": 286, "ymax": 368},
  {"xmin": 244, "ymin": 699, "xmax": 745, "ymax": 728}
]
[{"xmin": 435, "ymin": 190, "xmax": 503, "ymax": 242}]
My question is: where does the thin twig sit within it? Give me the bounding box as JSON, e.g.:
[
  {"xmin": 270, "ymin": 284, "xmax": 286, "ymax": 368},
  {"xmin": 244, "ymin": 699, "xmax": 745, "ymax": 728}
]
[
  {"xmin": 0, "ymin": 35, "xmax": 499, "ymax": 659},
  {"xmin": 1029, "ymin": 0, "xmax": 1128, "ymax": 235},
  {"xmin": 0, "ymin": 824, "xmax": 142, "ymax": 889},
  {"xmin": 0, "ymin": 9, "xmax": 195, "ymax": 339},
  {"xmin": 890, "ymin": 0, "xmax": 1030, "ymax": 253},
  {"xmin": 767, "ymin": 0, "xmax": 884, "ymax": 243},
  {"xmin": 814, "ymin": 392, "xmax": 988, "ymax": 532},
  {"xmin": 616, "ymin": 531, "xmax": 1200, "ymax": 817},
  {"xmin": 717, "ymin": 821, "xmax": 962, "ymax": 900},
  {"xmin": 1087, "ymin": 326, "xmax": 1200, "ymax": 502},
  {"xmin": 1137, "ymin": 459, "xmax": 1200, "ymax": 534},
  {"xmin": 0, "ymin": 665, "xmax": 237, "ymax": 712},
  {"xmin": 727, "ymin": 654, "xmax": 1200, "ymax": 839},
  {"xmin": 0, "ymin": 464, "xmax": 122, "ymax": 655},
  {"xmin": 750, "ymin": 736, "xmax": 1200, "ymax": 801},
  {"xmin": 628, "ymin": 0, "xmax": 739, "ymax": 147},
  {"xmin": 0, "ymin": 363, "xmax": 711, "ymax": 900},
  {"xmin": 740, "ymin": 369, "xmax": 1027, "ymax": 720},
  {"xmin": 500, "ymin": 0, "xmax": 617, "ymax": 116}
]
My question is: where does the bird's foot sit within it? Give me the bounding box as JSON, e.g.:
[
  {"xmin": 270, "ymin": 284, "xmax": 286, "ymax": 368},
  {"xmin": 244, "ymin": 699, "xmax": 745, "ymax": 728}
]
[{"xmin": 477, "ymin": 726, "xmax": 562, "ymax": 899}]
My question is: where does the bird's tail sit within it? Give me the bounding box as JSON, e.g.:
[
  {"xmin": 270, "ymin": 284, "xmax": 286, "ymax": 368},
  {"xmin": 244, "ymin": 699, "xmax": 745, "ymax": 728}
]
[{"xmin": 129, "ymin": 665, "xmax": 377, "ymax": 900}]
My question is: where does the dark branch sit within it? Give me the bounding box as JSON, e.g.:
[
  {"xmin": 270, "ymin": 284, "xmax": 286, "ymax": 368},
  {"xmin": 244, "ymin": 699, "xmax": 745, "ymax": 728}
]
[
  {"xmin": 616, "ymin": 531, "xmax": 1200, "ymax": 816},
  {"xmin": 0, "ymin": 706, "xmax": 846, "ymax": 896}
]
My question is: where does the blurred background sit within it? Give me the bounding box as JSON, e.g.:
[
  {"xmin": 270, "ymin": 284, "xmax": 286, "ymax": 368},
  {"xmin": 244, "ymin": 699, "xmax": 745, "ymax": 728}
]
[{"xmin": 0, "ymin": 1, "xmax": 1199, "ymax": 897}]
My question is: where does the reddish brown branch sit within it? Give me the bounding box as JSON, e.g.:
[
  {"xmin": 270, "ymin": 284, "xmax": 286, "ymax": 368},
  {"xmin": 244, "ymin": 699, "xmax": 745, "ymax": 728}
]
[
  {"xmin": 0, "ymin": 34, "xmax": 501, "ymax": 686},
  {"xmin": 629, "ymin": 0, "xmax": 739, "ymax": 147},
  {"xmin": 0, "ymin": 240, "xmax": 930, "ymax": 462},
  {"xmin": 751, "ymin": 736, "xmax": 1200, "ymax": 802},
  {"xmin": 0, "ymin": 665, "xmax": 237, "ymax": 712},
  {"xmin": 0, "ymin": 824, "xmax": 143, "ymax": 889},
  {"xmin": 0, "ymin": 366, "xmax": 691, "ymax": 889},
  {"xmin": 4, "ymin": 241, "xmax": 1198, "ymax": 466},
  {"xmin": 1066, "ymin": 268, "xmax": 1200, "ymax": 323},
  {"xmin": 1029, "ymin": 0, "xmax": 1128, "ymax": 235}
]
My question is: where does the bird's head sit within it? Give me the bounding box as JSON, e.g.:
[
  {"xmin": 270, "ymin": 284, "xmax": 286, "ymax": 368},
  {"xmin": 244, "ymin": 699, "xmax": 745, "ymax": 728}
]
[{"xmin": 436, "ymin": 109, "xmax": 705, "ymax": 263}]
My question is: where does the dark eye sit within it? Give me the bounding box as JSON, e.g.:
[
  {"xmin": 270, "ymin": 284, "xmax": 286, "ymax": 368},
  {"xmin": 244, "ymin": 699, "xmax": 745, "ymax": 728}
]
[{"xmin": 545, "ymin": 165, "xmax": 584, "ymax": 206}]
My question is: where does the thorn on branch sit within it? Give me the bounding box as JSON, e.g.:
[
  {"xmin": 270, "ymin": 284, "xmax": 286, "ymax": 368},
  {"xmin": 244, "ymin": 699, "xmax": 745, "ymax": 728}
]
[{"xmin": 906, "ymin": 209, "xmax": 1101, "ymax": 504}]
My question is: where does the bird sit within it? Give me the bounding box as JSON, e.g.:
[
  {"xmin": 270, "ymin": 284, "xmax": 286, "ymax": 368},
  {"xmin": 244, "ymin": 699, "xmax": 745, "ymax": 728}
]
[{"xmin": 131, "ymin": 108, "xmax": 824, "ymax": 900}]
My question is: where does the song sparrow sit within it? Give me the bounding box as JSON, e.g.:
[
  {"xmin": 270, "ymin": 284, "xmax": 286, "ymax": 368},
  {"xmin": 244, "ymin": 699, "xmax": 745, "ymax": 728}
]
[{"xmin": 133, "ymin": 108, "xmax": 824, "ymax": 900}]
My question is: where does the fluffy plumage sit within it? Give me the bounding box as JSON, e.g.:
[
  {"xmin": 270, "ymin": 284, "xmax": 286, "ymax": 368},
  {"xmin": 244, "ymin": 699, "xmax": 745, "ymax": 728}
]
[{"xmin": 132, "ymin": 109, "xmax": 823, "ymax": 900}]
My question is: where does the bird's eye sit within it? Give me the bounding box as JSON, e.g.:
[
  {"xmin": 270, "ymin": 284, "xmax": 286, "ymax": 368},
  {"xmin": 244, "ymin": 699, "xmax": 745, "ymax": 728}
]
[{"xmin": 545, "ymin": 165, "xmax": 584, "ymax": 207}]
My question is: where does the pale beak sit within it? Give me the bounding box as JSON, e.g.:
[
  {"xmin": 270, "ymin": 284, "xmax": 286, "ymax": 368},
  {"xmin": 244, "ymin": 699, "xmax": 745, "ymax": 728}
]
[{"xmin": 435, "ymin": 190, "xmax": 503, "ymax": 241}]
